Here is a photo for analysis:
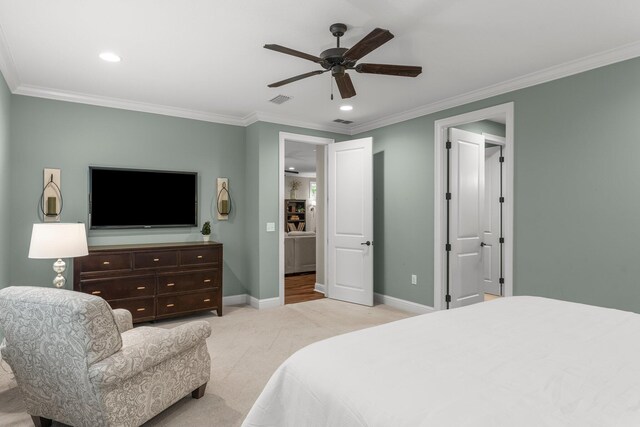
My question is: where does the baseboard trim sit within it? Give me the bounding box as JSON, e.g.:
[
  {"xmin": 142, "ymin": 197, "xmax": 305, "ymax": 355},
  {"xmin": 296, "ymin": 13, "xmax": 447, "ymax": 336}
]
[
  {"xmin": 374, "ymin": 293, "xmax": 434, "ymax": 314},
  {"xmin": 314, "ymin": 282, "xmax": 326, "ymax": 294},
  {"xmin": 247, "ymin": 295, "xmax": 281, "ymax": 310},
  {"xmin": 223, "ymin": 294, "xmax": 248, "ymax": 306}
]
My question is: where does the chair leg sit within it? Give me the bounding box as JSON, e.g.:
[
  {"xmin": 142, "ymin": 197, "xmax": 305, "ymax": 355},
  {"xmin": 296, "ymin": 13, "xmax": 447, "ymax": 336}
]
[
  {"xmin": 30, "ymin": 415, "xmax": 52, "ymax": 427},
  {"xmin": 191, "ymin": 383, "xmax": 207, "ymax": 399}
]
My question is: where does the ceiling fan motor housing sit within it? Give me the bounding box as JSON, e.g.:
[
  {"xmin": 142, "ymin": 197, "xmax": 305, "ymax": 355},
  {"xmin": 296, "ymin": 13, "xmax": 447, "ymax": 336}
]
[{"xmin": 330, "ymin": 23, "xmax": 347, "ymax": 38}]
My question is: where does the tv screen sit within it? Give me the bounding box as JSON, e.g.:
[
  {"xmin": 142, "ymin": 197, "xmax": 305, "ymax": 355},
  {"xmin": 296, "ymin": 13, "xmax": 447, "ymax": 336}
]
[{"xmin": 89, "ymin": 166, "xmax": 198, "ymax": 229}]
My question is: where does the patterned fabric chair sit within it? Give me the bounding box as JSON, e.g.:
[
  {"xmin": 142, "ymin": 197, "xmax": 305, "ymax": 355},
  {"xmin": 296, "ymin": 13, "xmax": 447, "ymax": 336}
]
[{"xmin": 0, "ymin": 286, "xmax": 212, "ymax": 427}]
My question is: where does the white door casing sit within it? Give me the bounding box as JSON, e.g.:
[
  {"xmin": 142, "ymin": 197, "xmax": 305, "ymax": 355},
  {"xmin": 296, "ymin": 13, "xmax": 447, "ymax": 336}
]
[
  {"xmin": 327, "ymin": 137, "xmax": 374, "ymax": 306},
  {"xmin": 483, "ymin": 145, "xmax": 501, "ymax": 296},
  {"xmin": 433, "ymin": 102, "xmax": 514, "ymax": 311},
  {"xmin": 449, "ymin": 128, "xmax": 485, "ymax": 308}
]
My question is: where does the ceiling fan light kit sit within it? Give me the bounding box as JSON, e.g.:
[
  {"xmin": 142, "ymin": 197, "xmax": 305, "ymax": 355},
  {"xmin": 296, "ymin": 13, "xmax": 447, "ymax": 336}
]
[{"xmin": 264, "ymin": 23, "xmax": 422, "ymax": 99}]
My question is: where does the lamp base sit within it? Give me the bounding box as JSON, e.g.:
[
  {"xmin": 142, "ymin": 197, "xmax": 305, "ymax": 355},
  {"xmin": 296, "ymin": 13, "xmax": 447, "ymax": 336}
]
[{"xmin": 52, "ymin": 258, "xmax": 66, "ymax": 288}]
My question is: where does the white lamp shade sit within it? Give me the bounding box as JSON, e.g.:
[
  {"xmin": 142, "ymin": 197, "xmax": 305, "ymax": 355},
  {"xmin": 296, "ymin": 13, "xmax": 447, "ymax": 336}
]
[{"xmin": 28, "ymin": 223, "xmax": 89, "ymax": 259}]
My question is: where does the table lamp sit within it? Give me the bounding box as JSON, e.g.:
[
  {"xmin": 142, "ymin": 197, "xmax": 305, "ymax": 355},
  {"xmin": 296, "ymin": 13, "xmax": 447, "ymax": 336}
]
[{"xmin": 28, "ymin": 223, "xmax": 89, "ymax": 288}]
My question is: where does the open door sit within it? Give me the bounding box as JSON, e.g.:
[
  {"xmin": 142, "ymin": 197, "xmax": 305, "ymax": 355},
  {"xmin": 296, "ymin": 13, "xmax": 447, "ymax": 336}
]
[
  {"xmin": 448, "ymin": 128, "xmax": 484, "ymax": 308},
  {"xmin": 327, "ymin": 137, "xmax": 373, "ymax": 306}
]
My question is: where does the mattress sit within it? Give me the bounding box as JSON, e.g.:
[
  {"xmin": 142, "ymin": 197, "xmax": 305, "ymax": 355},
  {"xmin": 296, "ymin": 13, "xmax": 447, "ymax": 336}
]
[{"xmin": 242, "ymin": 296, "xmax": 640, "ymax": 427}]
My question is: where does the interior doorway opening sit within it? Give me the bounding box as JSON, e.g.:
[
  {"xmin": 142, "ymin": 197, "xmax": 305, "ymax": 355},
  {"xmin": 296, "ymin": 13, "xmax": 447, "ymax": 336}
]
[
  {"xmin": 279, "ymin": 133, "xmax": 333, "ymax": 306},
  {"xmin": 434, "ymin": 102, "xmax": 514, "ymax": 310}
]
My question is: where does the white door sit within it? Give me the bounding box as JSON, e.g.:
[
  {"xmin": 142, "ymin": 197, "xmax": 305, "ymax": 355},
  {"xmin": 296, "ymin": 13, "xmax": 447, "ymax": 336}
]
[
  {"xmin": 483, "ymin": 146, "xmax": 501, "ymax": 296},
  {"xmin": 449, "ymin": 128, "xmax": 484, "ymax": 308},
  {"xmin": 327, "ymin": 137, "xmax": 373, "ymax": 306}
]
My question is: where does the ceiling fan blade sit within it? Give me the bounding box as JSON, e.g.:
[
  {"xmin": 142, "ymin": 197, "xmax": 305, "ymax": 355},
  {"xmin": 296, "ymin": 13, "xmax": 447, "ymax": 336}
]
[
  {"xmin": 264, "ymin": 44, "xmax": 323, "ymax": 63},
  {"xmin": 343, "ymin": 28, "xmax": 394, "ymax": 61},
  {"xmin": 334, "ymin": 73, "xmax": 356, "ymax": 99},
  {"xmin": 268, "ymin": 70, "xmax": 326, "ymax": 88},
  {"xmin": 355, "ymin": 63, "xmax": 422, "ymax": 77}
]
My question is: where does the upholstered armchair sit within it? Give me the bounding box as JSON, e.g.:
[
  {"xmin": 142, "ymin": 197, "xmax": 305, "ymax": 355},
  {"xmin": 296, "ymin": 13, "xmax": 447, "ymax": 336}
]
[{"xmin": 0, "ymin": 286, "xmax": 212, "ymax": 427}]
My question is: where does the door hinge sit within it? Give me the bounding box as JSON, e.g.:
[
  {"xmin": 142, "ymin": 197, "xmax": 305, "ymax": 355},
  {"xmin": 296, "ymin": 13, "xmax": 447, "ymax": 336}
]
[
  {"xmin": 499, "ymin": 156, "xmax": 504, "ymax": 163},
  {"xmin": 499, "ymin": 237, "xmax": 504, "ymax": 244},
  {"xmin": 445, "ymin": 243, "xmax": 451, "ymax": 252},
  {"xmin": 499, "ymin": 278, "xmax": 505, "ymax": 284},
  {"xmin": 446, "ymin": 192, "xmax": 451, "ymax": 200},
  {"xmin": 499, "ymin": 196, "xmax": 504, "ymax": 203},
  {"xmin": 445, "ymin": 294, "xmax": 452, "ymax": 303},
  {"xmin": 446, "ymin": 140, "xmax": 451, "ymax": 149}
]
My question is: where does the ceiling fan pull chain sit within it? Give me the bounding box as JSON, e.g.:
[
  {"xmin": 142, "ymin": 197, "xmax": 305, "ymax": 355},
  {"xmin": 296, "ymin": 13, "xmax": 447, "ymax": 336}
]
[{"xmin": 330, "ymin": 75, "xmax": 334, "ymax": 100}]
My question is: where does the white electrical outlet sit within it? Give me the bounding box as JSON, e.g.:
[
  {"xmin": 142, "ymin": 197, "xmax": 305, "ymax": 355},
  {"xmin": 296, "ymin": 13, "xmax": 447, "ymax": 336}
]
[
  {"xmin": 411, "ymin": 274, "xmax": 417, "ymax": 285},
  {"xmin": 266, "ymin": 222, "xmax": 275, "ymax": 232}
]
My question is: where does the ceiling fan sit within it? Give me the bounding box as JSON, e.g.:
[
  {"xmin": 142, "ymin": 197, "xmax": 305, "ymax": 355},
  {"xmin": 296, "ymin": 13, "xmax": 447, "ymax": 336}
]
[{"xmin": 264, "ymin": 23, "xmax": 422, "ymax": 99}]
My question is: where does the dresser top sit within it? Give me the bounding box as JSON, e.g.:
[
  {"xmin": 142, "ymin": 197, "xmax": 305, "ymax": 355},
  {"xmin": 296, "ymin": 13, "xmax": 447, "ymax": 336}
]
[{"xmin": 88, "ymin": 241, "xmax": 222, "ymax": 252}]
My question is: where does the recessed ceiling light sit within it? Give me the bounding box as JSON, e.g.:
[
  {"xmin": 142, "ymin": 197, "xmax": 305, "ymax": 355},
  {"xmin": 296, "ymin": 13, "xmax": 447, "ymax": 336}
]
[
  {"xmin": 99, "ymin": 52, "xmax": 121, "ymax": 63},
  {"xmin": 288, "ymin": 167, "xmax": 295, "ymax": 170},
  {"xmin": 340, "ymin": 105, "xmax": 353, "ymax": 111}
]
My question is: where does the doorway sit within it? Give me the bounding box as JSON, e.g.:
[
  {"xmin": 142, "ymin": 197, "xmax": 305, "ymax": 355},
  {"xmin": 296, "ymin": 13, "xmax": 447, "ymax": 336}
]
[
  {"xmin": 279, "ymin": 133, "xmax": 333, "ymax": 306},
  {"xmin": 433, "ymin": 102, "xmax": 514, "ymax": 310}
]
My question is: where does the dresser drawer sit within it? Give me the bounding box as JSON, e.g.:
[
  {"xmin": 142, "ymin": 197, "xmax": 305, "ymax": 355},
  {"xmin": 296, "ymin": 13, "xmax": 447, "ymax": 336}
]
[
  {"xmin": 157, "ymin": 289, "xmax": 218, "ymax": 316},
  {"xmin": 157, "ymin": 269, "xmax": 219, "ymax": 294},
  {"xmin": 79, "ymin": 253, "xmax": 131, "ymax": 273},
  {"xmin": 134, "ymin": 250, "xmax": 178, "ymax": 269},
  {"xmin": 180, "ymin": 247, "xmax": 219, "ymax": 267},
  {"xmin": 108, "ymin": 297, "xmax": 155, "ymax": 321},
  {"xmin": 80, "ymin": 274, "xmax": 155, "ymax": 300}
]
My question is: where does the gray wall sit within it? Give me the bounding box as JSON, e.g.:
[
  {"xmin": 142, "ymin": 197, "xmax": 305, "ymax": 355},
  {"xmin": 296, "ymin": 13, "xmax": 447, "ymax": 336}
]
[
  {"xmin": 356, "ymin": 56, "xmax": 640, "ymax": 312},
  {"xmin": 9, "ymin": 96, "xmax": 248, "ymax": 296},
  {"xmin": 0, "ymin": 75, "xmax": 10, "ymax": 289}
]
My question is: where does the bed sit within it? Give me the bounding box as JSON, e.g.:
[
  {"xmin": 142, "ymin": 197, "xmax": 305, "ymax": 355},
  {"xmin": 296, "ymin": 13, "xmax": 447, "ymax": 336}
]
[{"xmin": 242, "ymin": 296, "xmax": 640, "ymax": 426}]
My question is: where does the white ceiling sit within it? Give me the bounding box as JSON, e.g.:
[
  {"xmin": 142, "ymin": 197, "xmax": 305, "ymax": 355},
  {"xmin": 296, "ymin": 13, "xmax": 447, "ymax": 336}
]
[
  {"xmin": 1, "ymin": 1, "xmax": 640, "ymax": 134},
  {"xmin": 285, "ymin": 141, "xmax": 317, "ymax": 175}
]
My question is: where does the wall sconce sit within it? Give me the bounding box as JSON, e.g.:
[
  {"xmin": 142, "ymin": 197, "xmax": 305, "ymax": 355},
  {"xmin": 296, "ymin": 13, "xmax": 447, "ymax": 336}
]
[
  {"xmin": 217, "ymin": 178, "xmax": 231, "ymax": 220},
  {"xmin": 40, "ymin": 168, "xmax": 63, "ymax": 222}
]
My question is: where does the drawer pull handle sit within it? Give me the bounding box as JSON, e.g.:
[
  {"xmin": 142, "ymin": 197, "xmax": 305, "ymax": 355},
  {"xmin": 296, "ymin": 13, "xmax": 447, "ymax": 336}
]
[
  {"xmin": 197, "ymin": 255, "xmax": 203, "ymax": 259},
  {"xmin": 91, "ymin": 291, "xmax": 101, "ymax": 295},
  {"xmin": 204, "ymin": 279, "xmax": 211, "ymax": 283},
  {"xmin": 136, "ymin": 308, "xmax": 146, "ymax": 312},
  {"xmin": 166, "ymin": 283, "xmax": 175, "ymax": 287},
  {"xmin": 102, "ymin": 261, "xmax": 110, "ymax": 265},
  {"xmin": 166, "ymin": 303, "xmax": 175, "ymax": 308},
  {"xmin": 137, "ymin": 286, "xmax": 146, "ymax": 290},
  {"xmin": 203, "ymin": 298, "xmax": 211, "ymax": 302},
  {"xmin": 153, "ymin": 258, "xmax": 160, "ymax": 262}
]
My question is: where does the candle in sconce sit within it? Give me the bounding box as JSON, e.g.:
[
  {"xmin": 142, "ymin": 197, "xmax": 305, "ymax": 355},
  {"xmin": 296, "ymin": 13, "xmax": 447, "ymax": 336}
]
[
  {"xmin": 220, "ymin": 199, "xmax": 229, "ymax": 214},
  {"xmin": 46, "ymin": 197, "xmax": 57, "ymax": 216}
]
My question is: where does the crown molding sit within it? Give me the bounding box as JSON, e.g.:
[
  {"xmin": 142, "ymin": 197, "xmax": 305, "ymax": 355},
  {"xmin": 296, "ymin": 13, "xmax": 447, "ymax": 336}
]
[
  {"xmin": 13, "ymin": 84, "xmax": 247, "ymax": 126},
  {"xmin": 350, "ymin": 40, "xmax": 640, "ymax": 135},
  {"xmin": 0, "ymin": 23, "xmax": 19, "ymax": 91},
  {"xmin": 243, "ymin": 111, "xmax": 350, "ymax": 135}
]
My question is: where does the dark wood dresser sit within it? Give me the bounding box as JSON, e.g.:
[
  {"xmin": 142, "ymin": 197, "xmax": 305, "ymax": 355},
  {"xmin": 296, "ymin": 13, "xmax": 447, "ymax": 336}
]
[{"xmin": 73, "ymin": 241, "xmax": 223, "ymax": 323}]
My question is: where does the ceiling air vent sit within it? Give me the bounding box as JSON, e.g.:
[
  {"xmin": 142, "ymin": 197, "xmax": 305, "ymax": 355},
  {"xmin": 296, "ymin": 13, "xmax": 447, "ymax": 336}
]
[
  {"xmin": 333, "ymin": 119, "xmax": 354, "ymax": 124},
  {"xmin": 269, "ymin": 95, "xmax": 292, "ymax": 105}
]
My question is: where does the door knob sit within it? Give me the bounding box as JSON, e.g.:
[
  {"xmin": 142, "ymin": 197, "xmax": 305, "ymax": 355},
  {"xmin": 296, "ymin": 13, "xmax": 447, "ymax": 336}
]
[
  {"xmin": 480, "ymin": 242, "xmax": 486, "ymax": 247},
  {"xmin": 361, "ymin": 241, "xmax": 372, "ymax": 246}
]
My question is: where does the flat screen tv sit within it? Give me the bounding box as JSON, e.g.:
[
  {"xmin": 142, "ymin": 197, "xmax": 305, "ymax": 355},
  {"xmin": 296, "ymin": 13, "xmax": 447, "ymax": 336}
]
[{"xmin": 89, "ymin": 166, "xmax": 198, "ymax": 229}]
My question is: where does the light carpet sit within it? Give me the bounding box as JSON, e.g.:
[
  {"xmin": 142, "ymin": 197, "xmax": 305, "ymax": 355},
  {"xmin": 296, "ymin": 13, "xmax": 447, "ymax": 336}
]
[{"xmin": 0, "ymin": 298, "xmax": 415, "ymax": 427}]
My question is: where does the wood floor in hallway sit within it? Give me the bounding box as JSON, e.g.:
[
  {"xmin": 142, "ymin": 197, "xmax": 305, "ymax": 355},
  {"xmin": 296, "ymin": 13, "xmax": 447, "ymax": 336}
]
[{"xmin": 285, "ymin": 272, "xmax": 325, "ymax": 305}]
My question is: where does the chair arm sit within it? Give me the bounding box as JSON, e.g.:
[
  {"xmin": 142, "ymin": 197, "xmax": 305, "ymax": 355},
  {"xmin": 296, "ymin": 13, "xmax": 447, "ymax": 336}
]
[
  {"xmin": 88, "ymin": 320, "xmax": 211, "ymax": 387},
  {"xmin": 112, "ymin": 309, "xmax": 133, "ymax": 333}
]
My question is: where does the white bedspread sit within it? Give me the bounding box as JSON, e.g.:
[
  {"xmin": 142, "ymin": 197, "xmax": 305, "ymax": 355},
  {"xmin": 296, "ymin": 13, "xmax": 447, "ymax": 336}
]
[{"xmin": 242, "ymin": 296, "xmax": 640, "ymax": 427}]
